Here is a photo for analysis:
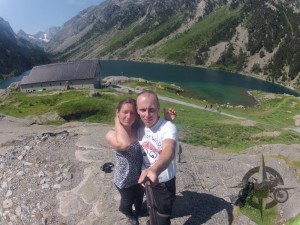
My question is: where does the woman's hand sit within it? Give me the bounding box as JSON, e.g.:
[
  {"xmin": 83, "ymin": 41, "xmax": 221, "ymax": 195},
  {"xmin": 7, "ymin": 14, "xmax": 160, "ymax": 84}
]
[
  {"xmin": 114, "ymin": 115, "xmax": 120, "ymax": 126},
  {"xmin": 110, "ymin": 110, "xmax": 131, "ymax": 150},
  {"xmin": 114, "ymin": 110, "xmax": 122, "ymax": 127}
]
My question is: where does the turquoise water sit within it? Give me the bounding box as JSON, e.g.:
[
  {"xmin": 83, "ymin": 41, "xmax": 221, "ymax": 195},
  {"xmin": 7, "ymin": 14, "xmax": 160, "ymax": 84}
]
[
  {"xmin": 0, "ymin": 70, "xmax": 30, "ymax": 89},
  {"xmin": 1, "ymin": 60, "xmax": 299, "ymax": 106},
  {"xmin": 100, "ymin": 60, "xmax": 300, "ymax": 106}
]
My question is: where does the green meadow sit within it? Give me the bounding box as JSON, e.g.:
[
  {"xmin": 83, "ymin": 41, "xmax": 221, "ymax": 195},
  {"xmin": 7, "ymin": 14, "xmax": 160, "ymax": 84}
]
[{"xmin": 1, "ymin": 81, "xmax": 299, "ymax": 154}]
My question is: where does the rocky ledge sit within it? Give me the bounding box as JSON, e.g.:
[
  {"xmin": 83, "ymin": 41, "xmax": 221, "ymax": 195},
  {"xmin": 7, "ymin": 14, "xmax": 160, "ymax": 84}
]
[{"xmin": 0, "ymin": 115, "xmax": 299, "ymax": 225}]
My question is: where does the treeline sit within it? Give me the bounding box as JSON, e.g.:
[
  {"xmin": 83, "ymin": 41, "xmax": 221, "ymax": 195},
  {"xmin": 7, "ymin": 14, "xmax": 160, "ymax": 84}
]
[
  {"xmin": 211, "ymin": 0, "xmax": 299, "ymax": 83},
  {"xmin": 0, "ymin": 39, "xmax": 50, "ymax": 81},
  {"xmin": 242, "ymin": 0, "xmax": 299, "ymax": 82},
  {"xmin": 195, "ymin": 15, "xmax": 240, "ymax": 66}
]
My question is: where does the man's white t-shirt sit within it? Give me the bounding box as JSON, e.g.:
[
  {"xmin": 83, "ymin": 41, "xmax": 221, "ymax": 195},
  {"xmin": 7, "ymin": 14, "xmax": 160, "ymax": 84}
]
[{"xmin": 138, "ymin": 118, "xmax": 178, "ymax": 183}]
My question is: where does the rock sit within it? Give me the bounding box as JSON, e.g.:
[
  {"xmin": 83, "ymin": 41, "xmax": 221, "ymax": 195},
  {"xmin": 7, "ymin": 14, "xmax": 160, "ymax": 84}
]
[
  {"xmin": 7, "ymin": 82, "xmax": 20, "ymax": 91},
  {"xmin": 5, "ymin": 190, "xmax": 12, "ymax": 198},
  {"xmin": 24, "ymin": 146, "xmax": 32, "ymax": 151},
  {"xmin": 55, "ymin": 176, "xmax": 63, "ymax": 183},
  {"xmin": 16, "ymin": 171, "xmax": 25, "ymax": 176},
  {"xmin": 41, "ymin": 183, "xmax": 50, "ymax": 189},
  {"xmin": 38, "ymin": 171, "xmax": 45, "ymax": 177},
  {"xmin": 58, "ymin": 164, "xmax": 65, "ymax": 169},
  {"xmin": 3, "ymin": 199, "xmax": 13, "ymax": 208},
  {"xmin": 53, "ymin": 184, "xmax": 61, "ymax": 189},
  {"xmin": 2, "ymin": 181, "xmax": 8, "ymax": 189},
  {"xmin": 102, "ymin": 76, "xmax": 142, "ymax": 85},
  {"xmin": 60, "ymin": 180, "xmax": 72, "ymax": 187},
  {"xmin": 37, "ymin": 201, "xmax": 48, "ymax": 210},
  {"xmin": 15, "ymin": 206, "xmax": 22, "ymax": 217},
  {"xmin": 62, "ymin": 172, "xmax": 72, "ymax": 180},
  {"xmin": 235, "ymin": 214, "xmax": 256, "ymax": 225},
  {"xmin": 294, "ymin": 115, "xmax": 300, "ymax": 126},
  {"xmin": 23, "ymin": 162, "xmax": 33, "ymax": 166},
  {"xmin": 25, "ymin": 112, "xmax": 65, "ymax": 125}
]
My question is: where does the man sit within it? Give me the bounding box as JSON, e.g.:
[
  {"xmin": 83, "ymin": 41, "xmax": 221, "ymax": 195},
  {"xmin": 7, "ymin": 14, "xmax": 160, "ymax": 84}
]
[{"xmin": 136, "ymin": 90, "xmax": 178, "ymax": 225}]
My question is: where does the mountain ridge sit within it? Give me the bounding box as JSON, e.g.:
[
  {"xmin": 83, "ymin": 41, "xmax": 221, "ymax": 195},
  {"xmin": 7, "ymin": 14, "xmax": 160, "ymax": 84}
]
[
  {"xmin": 17, "ymin": 27, "xmax": 61, "ymax": 49},
  {"xmin": 0, "ymin": 17, "xmax": 50, "ymax": 81},
  {"xmin": 1, "ymin": 0, "xmax": 299, "ymax": 90},
  {"xmin": 46, "ymin": 0, "xmax": 300, "ymax": 89}
]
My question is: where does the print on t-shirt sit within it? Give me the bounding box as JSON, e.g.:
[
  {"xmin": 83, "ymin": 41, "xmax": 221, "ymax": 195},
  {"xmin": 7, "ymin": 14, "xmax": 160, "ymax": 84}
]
[{"xmin": 141, "ymin": 141, "xmax": 162, "ymax": 168}]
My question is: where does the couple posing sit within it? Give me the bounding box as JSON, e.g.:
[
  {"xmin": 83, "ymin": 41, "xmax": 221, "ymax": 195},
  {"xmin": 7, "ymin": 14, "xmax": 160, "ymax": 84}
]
[{"xmin": 106, "ymin": 90, "xmax": 178, "ymax": 225}]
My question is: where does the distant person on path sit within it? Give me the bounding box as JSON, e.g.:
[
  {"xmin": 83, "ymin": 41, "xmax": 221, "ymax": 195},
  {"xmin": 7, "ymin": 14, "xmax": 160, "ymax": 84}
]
[
  {"xmin": 105, "ymin": 98, "xmax": 177, "ymax": 225},
  {"xmin": 136, "ymin": 90, "xmax": 178, "ymax": 225}
]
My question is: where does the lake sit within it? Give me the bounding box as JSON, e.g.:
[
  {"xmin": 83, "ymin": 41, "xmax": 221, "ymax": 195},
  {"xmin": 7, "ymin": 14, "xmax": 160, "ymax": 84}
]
[
  {"xmin": 1, "ymin": 60, "xmax": 299, "ymax": 106},
  {"xmin": 100, "ymin": 60, "xmax": 300, "ymax": 106},
  {"xmin": 0, "ymin": 70, "xmax": 31, "ymax": 89}
]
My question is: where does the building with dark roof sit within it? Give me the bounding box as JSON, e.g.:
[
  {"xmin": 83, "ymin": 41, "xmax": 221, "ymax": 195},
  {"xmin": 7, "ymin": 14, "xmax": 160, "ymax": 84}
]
[{"xmin": 20, "ymin": 60, "xmax": 102, "ymax": 92}]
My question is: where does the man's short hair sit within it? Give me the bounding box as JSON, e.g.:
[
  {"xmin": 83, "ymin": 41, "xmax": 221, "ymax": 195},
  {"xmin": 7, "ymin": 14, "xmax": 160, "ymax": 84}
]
[{"xmin": 137, "ymin": 90, "xmax": 160, "ymax": 108}]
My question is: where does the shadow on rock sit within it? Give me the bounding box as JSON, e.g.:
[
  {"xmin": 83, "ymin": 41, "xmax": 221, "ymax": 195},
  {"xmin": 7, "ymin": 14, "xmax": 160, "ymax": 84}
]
[{"xmin": 172, "ymin": 191, "xmax": 233, "ymax": 225}]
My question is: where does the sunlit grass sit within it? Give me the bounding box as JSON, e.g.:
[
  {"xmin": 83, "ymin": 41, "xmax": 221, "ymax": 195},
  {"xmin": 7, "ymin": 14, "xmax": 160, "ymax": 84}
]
[
  {"xmin": 281, "ymin": 215, "xmax": 300, "ymax": 225},
  {"xmin": 222, "ymin": 91, "xmax": 300, "ymax": 129},
  {"xmin": 240, "ymin": 201, "xmax": 278, "ymax": 225},
  {"xmin": 0, "ymin": 82, "xmax": 300, "ymax": 153}
]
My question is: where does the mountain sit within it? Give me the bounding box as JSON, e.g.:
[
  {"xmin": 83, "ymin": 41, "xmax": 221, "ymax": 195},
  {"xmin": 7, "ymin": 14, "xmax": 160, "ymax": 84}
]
[
  {"xmin": 0, "ymin": 17, "xmax": 17, "ymax": 43},
  {"xmin": 17, "ymin": 27, "xmax": 60, "ymax": 49},
  {"xmin": 0, "ymin": 17, "xmax": 51, "ymax": 81},
  {"xmin": 46, "ymin": 0, "xmax": 299, "ymax": 88}
]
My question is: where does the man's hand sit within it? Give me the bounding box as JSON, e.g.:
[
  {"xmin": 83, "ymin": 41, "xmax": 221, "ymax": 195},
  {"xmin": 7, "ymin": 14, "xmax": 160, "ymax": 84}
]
[
  {"xmin": 164, "ymin": 108, "xmax": 177, "ymax": 121},
  {"xmin": 138, "ymin": 168, "xmax": 159, "ymax": 187}
]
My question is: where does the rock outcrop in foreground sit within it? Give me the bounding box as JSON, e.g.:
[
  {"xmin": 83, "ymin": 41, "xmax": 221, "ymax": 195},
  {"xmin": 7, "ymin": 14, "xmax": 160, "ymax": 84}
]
[{"xmin": 0, "ymin": 115, "xmax": 299, "ymax": 225}]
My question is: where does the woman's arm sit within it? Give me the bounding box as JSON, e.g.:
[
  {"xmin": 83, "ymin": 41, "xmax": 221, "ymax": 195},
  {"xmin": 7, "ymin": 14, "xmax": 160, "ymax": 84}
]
[{"xmin": 105, "ymin": 115, "xmax": 131, "ymax": 151}]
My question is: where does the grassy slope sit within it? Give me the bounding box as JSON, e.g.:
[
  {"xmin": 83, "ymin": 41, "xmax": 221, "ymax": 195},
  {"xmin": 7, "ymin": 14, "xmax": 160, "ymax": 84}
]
[
  {"xmin": 148, "ymin": 6, "xmax": 240, "ymax": 62},
  {"xmin": 92, "ymin": 6, "xmax": 239, "ymax": 62},
  {"xmin": 99, "ymin": 12, "xmax": 187, "ymax": 58},
  {"xmin": 121, "ymin": 13, "xmax": 186, "ymax": 56},
  {"xmin": 225, "ymin": 91, "xmax": 299, "ymax": 128},
  {"xmin": 1, "ymin": 82, "xmax": 299, "ymax": 153}
]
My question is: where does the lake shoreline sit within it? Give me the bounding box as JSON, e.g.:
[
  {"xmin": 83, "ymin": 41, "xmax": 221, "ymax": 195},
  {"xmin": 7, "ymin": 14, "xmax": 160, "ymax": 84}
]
[
  {"xmin": 1, "ymin": 59, "xmax": 299, "ymax": 107},
  {"xmin": 126, "ymin": 57, "xmax": 300, "ymax": 94},
  {"xmin": 1, "ymin": 58, "xmax": 299, "ymax": 94}
]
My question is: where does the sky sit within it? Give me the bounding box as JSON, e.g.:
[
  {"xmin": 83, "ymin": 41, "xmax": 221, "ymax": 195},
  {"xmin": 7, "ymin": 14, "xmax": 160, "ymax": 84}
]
[{"xmin": 0, "ymin": 0, "xmax": 105, "ymax": 34}]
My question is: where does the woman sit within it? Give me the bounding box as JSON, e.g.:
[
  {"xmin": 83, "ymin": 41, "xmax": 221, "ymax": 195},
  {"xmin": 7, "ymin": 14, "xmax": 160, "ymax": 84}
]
[
  {"xmin": 105, "ymin": 98, "xmax": 176, "ymax": 225},
  {"xmin": 105, "ymin": 98, "xmax": 143, "ymax": 225}
]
